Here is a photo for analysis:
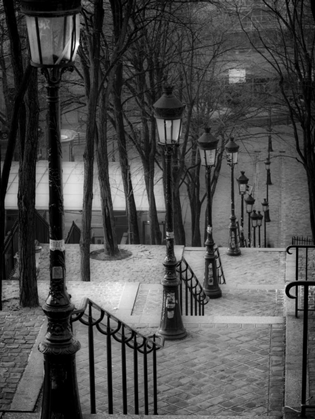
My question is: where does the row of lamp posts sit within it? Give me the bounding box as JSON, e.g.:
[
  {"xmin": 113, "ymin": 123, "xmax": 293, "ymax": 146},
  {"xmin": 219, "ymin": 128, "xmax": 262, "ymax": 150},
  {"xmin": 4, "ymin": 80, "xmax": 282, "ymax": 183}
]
[
  {"xmin": 239, "ymin": 156, "xmax": 272, "ymax": 248},
  {"xmin": 152, "ymin": 85, "xmax": 273, "ymax": 341},
  {"xmin": 19, "ymin": 0, "xmax": 273, "ymax": 414}
]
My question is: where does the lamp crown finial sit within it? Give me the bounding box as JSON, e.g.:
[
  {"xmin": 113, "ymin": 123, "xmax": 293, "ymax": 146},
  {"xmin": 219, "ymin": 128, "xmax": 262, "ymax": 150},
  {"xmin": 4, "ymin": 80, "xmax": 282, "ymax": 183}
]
[{"xmin": 163, "ymin": 85, "xmax": 173, "ymax": 95}]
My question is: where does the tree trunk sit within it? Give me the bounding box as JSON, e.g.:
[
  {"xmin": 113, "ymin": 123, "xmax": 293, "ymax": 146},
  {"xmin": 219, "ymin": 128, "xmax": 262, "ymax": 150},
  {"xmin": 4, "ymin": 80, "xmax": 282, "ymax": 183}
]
[
  {"xmin": 113, "ymin": 62, "xmax": 140, "ymax": 244},
  {"xmin": 173, "ymin": 184, "xmax": 186, "ymax": 246},
  {"xmin": 172, "ymin": 150, "xmax": 186, "ymax": 246},
  {"xmin": 142, "ymin": 159, "xmax": 162, "ymax": 245},
  {"xmin": 18, "ymin": 68, "xmax": 39, "ymax": 307},
  {"xmin": 80, "ymin": 107, "xmax": 96, "ymax": 281},
  {"xmin": 79, "ymin": 0, "xmax": 104, "ymax": 281},
  {"xmin": 97, "ymin": 92, "xmax": 119, "ymax": 256}
]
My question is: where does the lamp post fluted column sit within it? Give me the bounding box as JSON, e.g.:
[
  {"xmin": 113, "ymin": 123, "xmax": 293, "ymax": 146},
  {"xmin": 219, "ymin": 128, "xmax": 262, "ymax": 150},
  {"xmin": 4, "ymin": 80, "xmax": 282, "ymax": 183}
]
[
  {"xmin": 204, "ymin": 165, "xmax": 222, "ymax": 297},
  {"xmin": 257, "ymin": 211, "xmax": 263, "ymax": 247},
  {"xmin": 157, "ymin": 145, "xmax": 186, "ymax": 339},
  {"xmin": 197, "ymin": 127, "xmax": 221, "ymax": 298},
  {"xmin": 237, "ymin": 171, "xmax": 249, "ymax": 247},
  {"xmin": 262, "ymin": 198, "xmax": 269, "ymax": 247},
  {"xmin": 245, "ymin": 194, "xmax": 255, "ymax": 248},
  {"xmin": 40, "ymin": 67, "xmax": 81, "ymax": 418},
  {"xmin": 21, "ymin": 0, "xmax": 82, "ymax": 416},
  {"xmin": 226, "ymin": 138, "xmax": 241, "ymax": 256},
  {"xmin": 153, "ymin": 85, "xmax": 186, "ymax": 340}
]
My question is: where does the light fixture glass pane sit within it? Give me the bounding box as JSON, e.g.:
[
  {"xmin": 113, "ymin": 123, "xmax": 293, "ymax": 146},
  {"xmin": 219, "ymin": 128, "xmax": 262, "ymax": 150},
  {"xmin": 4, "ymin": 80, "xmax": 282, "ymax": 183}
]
[
  {"xmin": 227, "ymin": 151, "xmax": 238, "ymax": 164},
  {"xmin": 205, "ymin": 149, "xmax": 216, "ymax": 166},
  {"xmin": 156, "ymin": 118, "xmax": 181, "ymax": 144},
  {"xmin": 170, "ymin": 119, "xmax": 181, "ymax": 143},
  {"xmin": 199, "ymin": 149, "xmax": 206, "ymax": 166},
  {"xmin": 26, "ymin": 14, "xmax": 80, "ymax": 66},
  {"xmin": 156, "ymin": 118, "xmax": 166, "ymax": 144},
  {"xmin": 239, "ymin": 184, "xmax": 247, "ymax": 193}
]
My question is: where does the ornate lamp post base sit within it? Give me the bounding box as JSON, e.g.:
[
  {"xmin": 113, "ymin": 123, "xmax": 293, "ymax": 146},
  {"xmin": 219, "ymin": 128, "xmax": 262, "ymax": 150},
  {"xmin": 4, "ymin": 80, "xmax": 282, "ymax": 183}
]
[
  {"xmin": 40, "ymin": 349, "xmax": 82, "ymax": 418},
  {"xmin": 157, "ymin": 285, "xmax": 187, "ymax": 340},
  {"xmin": 157, "ymin": 256, "xmax": 187, "ymax": 340},
  {"xmin": 203, "ymin": 280, "xmax": 222, "ymax": 298},
  {"xmin": 227, "ymin": 218, "xmax": 241, "ymax": 256},
  {"xmin": 203, "ymin": 236, "xmax": 222, "ymax": 299}
]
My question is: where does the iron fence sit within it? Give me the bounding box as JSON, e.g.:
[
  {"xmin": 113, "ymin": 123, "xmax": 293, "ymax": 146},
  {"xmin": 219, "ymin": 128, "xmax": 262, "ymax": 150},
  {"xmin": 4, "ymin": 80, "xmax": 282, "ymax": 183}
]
[
  {"xmin": 177, "ymin": 258, "xmax": 210, "ymax": 316},
  {"xmin": 214, "ymin": 245, "xmax": 226, "ymax": 284},
  {"xmin": 71, "ymin": 298, "xmax": 163, "ymax": 416},
  {"xmin": 292, "ymin": 236, "xmax": 314, "ymax": 246},
  {"xmin": 286, "ymin": 281, "xmax": 315, "ymax": 417},
  {"xmin": 286, "ymin": 245, "xmax": 315, "ymax": 317}
]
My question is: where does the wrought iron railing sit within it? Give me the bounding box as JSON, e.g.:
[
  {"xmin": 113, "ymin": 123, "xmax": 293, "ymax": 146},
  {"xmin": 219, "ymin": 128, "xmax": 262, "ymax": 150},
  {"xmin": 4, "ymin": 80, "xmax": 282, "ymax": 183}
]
[
  {"xmin": 286, "ymin": 281, "xmax": 315, "ymax": 418},
  {"xmin": 177, "ymin": 258, "xmax": 210, "ymax": 316},
  {"xmin": 292, "ymin": 236, "xmax": 314, "ymax": 246},
  {"xmin": 214, "ymin": 245, "xmax": 226, "ymax": 284},
  {"xmin": 286, "ymin": 245, "xmax": 315, "ymax": 317},
  {"xmin": 71, "ymin": 298, "xmax": 163, "ymax": 416}
]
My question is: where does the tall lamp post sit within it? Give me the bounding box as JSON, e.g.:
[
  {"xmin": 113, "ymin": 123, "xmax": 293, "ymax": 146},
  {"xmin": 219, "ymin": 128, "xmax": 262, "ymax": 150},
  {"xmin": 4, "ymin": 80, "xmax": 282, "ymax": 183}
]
[
  {"xmin": 257, "ymin": 211, "xmax": 263, "ymax": 247},
  {"xmin": 251, "ymin": 210, "xmax": 259, "ymax": 248},
  {"xmin": 197, "ymin": 128, "xmax": 221, "ymax": 298},
  {"xmin": 153, "ymin": 86, "xmax": 187, "ymax": 340},
  {"xmin": 237, "ymin": 171, "xmax": 249, "ymax": 247},
  {"xmin": 263, "ymin": 158, "xmax": 271, "ymax": 225},
  {"xmin": 245, "ymin": 194, "xmax": 255, "ymax": 247},
  {"xmin": 225, "ymin": 138, "xmax": 241, "ymax": 256},
  {"xmin": 262, "ymin": 198, "xmax": 270, "ymax": 247},
  {"xmin": 21, "ymin": 0, "xmax": 82, "ymax": 417}
]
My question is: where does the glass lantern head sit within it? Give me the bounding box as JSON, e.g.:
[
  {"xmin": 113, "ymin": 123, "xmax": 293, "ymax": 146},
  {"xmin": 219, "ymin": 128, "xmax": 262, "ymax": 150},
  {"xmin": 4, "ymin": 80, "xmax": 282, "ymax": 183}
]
[
  {"xmin": 257, "ymin": 211, "xmax": 263, "ymax": 227},
  {"xmin": 225, "ymin": 137, "xmax": 239, "ymax": 165},
  {"xmin": 251, "ymin": 210, "xmax": 259, "ymax": 227},
  {"xmin": 153, "ymin": 86, "xmax": 185, "ymax": 146},
  {"xmin": 262, "ymin": 198, "xmax": 269, "ymax": 212},
  {"xmin": 21, "ymin": 0, "xmax": 81, "ymax": 67},
  {"xmin": 245, "ymin": 193, "xmax": 255, "ymax": 213},
  {"xmin": 237, "ymin": 171, "xmax": 249, "ymax": 195},
  {"xmin": 197, "ymin": 128, "xmax": 219, "ymax": 167}
]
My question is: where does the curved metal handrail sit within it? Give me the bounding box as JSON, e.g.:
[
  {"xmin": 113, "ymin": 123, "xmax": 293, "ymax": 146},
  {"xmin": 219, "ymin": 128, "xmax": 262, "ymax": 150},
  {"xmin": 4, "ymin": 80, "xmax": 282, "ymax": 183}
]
[
  {"xmin": 71, "ymin": 298, "xmax": 164, "ymax": 351},
  {"xmin": 177, "ymin": 257, "xmax": 210, "ymax": 305},
  {"xmin": 286, "ymin": 244, "xmax": 315, "ymax": 255},
  {"xmin": 285, "ymin": 280, "xmax": 315, "ymax": 417},
  {"xmin": 285, "ymin": 280, "xmax": 315, "ymax": 299}
]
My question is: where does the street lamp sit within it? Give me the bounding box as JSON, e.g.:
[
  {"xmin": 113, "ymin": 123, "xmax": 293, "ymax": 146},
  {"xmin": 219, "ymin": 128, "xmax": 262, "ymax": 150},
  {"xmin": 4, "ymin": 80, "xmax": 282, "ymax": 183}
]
[
  {"xmin": 257, "ymin": 211, "xmax": 263, "ymax": 247},
  {"xmin": 265, "ymin": 157, "xmax": 272, "ymax": 187},
  {"xmin": 251, "ymin": 210, "xmax": 259, "ymax": 248},
  {"xmin": 237, "ymin": 171, "xmax": 249, "ymax": 247},
  {"xmin": 197, "ymin": 128, "xmax": 221, "ymax": 298},
  {"xmin": 245, "ymin": 194, "xmax": 255, "ymax": 247},
  {"xmin": 262, "ymin": 198, "xmax": 270, "ymax": 247},
  {"xmin": 264, "ymin": 158, "xmax": 272, "ymax": 225},
  {"xmin": 153, "ymin": 85, "xmax": 187, "ymax": 340},
  {"xmin": 21, "ymin": 0, "xmax": 82, "ymax": 417},
  {"xmin": 225, "ymin": 137, "xmax": 241, "ymax": 256}
]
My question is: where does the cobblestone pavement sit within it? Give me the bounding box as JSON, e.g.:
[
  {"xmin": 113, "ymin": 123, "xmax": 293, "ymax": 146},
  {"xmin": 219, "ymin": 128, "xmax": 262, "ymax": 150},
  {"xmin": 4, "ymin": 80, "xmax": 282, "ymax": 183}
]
[
  {"xmin": 0, "ymin": 294, "xmax": 45, "ymax": 412},
  {"xmin": 70, "ymin": 246, "xmax": 286, "ymax": 418},
  {"xmin": 0, "ymin": 245, "xmax": 288, "ymax": 419}
]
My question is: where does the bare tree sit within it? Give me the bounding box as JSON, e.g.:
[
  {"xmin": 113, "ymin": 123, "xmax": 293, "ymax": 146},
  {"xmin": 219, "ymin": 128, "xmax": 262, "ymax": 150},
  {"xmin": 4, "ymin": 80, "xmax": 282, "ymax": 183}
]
[
  {"xmin": 233, "ymin": 0, "xmax": 315, "ymax": 239},
  {"xmin": 1, "ymin": 0, "xmax": 39, "ymax": 307}
]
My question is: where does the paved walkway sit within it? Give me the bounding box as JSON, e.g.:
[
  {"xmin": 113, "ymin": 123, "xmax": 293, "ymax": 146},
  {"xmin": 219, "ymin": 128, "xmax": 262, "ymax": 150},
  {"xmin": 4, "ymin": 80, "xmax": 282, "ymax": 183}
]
[{"xmin": 0, "ymin": 244, "xmax": 309, "ymax": 418}]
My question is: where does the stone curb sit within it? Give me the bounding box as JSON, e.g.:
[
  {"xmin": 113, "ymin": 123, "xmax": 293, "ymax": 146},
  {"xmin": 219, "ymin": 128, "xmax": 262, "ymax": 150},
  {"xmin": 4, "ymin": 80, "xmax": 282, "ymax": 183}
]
[{"xmin": 284, "ymin": 248, "xmax": 304, "ymax": 418}]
